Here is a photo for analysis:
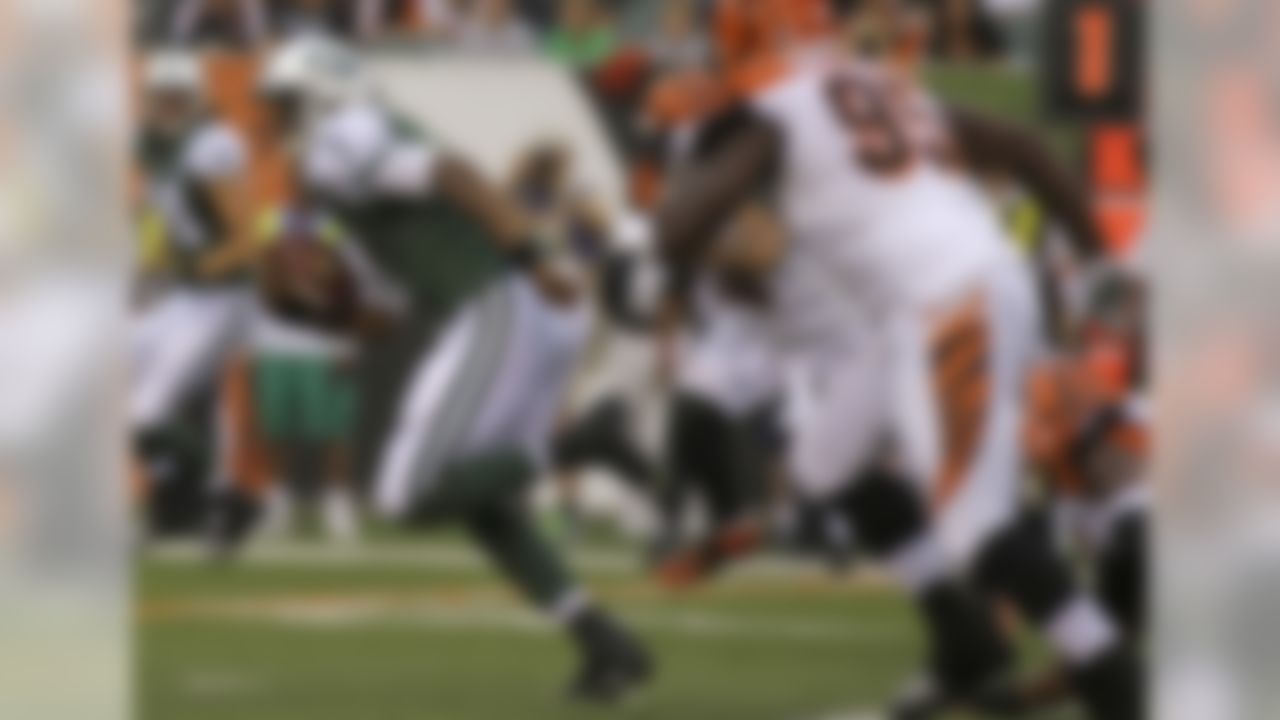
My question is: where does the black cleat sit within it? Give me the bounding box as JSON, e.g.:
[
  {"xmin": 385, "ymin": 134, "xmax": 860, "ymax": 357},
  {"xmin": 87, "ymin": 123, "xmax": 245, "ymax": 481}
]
[{"xmin": 567, "ymin": 610, "xmax": 654, "ymax": 704}]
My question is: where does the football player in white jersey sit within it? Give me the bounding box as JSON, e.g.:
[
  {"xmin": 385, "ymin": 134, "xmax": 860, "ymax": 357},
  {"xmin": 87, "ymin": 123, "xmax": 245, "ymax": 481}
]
[
  {"xmin": 657, "ymin": 2, "xmax": 1140, "ymax": 718},
  {"xmin": 256, "ymin": 37, "xmax": 652, "ymax": 702},
  {"xmin": 132, "ymin": 51, "xmax": 257, "ymax": 528},
  {"xmin": 627, "ymin": 70, "xmax": 789, "ymax": 572}
]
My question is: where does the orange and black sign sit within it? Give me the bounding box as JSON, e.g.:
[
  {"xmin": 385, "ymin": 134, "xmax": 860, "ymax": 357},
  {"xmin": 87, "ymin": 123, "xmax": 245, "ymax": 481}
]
[{"xmin": 1044, "ymin": 0, "xmax": 1143, "ymax": 122}]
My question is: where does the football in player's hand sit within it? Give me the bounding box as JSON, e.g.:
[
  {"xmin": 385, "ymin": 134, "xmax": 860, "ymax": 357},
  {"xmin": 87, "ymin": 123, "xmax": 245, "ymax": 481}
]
[{"xmin": 261, "ymin": 240, "xmax": 359, "ymax": 328}]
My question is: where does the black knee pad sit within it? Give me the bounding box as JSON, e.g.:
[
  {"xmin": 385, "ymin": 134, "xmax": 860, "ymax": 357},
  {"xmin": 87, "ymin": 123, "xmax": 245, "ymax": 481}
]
[
  {"xmin": 839, "ymin": 470, "xmax": 929, "ymax": 557},
  {"xmin": 974, "ymin": 512, "xmax": 1076, "ymax": 625}
]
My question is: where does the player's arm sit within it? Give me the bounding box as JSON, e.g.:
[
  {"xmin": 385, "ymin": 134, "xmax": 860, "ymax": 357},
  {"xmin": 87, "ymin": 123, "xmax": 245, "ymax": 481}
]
[
  {"xmin": 655, "ymin": 107, "xmax": 782, "ymax": 297},
  {"xmin": 197, "ymin": 176, "xmax": 257, "ymax": 278},
  {"xmin": 432, "ymin": 155, "xmax": 580, "ymax": 304},
  {"xmin": 432, "ymin": 155, "xmax": 528, "ymax": 252},
  {"xmin": 316, "ymin": 120, "xmax": 574, "ymax": 301},
  {"xmin": 337, "ymin": 228, "xmax": 410, "ymax": 338},
  {"xmin": 308, "ymin": 111, "xmax": 527, "ymax": 251},
  {"xmin": 193, "ymin": 130, "xmax": 257, "ymax": 279},
  {"xmin": 947, "ymin": 106, "xmax": 1104, "ymax": 261}
]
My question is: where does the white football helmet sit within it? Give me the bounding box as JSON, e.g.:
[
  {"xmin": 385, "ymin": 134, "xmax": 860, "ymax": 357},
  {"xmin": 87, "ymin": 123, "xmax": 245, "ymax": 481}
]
[{"xmin": 259, "ymin": 35, "xmax": 367, "ymax": 107}]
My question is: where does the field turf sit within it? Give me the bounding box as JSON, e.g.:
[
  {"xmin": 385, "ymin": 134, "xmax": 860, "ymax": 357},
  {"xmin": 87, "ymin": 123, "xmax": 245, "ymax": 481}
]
[{"xmin": 139, "ymin": 538, "xmax": 1082, "ymax": 720}]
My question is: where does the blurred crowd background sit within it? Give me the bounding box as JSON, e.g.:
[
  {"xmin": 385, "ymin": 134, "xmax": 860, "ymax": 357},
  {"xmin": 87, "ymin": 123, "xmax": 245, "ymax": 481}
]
[{"xmin": 134, "ymin": 0, "xmax": 1040, "ymax": 65}]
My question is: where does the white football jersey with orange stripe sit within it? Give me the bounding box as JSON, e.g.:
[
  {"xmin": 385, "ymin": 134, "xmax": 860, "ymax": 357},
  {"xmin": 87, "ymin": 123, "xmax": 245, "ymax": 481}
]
[{"xmin": 750, "ymin": 58, "xmax": 1009, "ymax": 334}]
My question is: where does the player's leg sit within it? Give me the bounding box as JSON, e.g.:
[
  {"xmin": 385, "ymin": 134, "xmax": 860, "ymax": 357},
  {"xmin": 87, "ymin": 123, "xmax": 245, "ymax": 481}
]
[
  {"xmin": 553, "ymin": 397, "xmax": 654, "ymax": 491},
  {"xmin": 666, "ymin": 324, "xmax": 781, "ymax": 535},
  {"xmin": 1096, "ymin": 501, "xmax": 1148, "ymax": 639},
  {"xmin": 668, "ymin": 391, "xmax": 752, "ymax": 526},
  {"xmin": 372, "ymin": 290, "xmax": 499, "ymax": 520},
  {"xmin": 135, "ymin": 290, "xmax": 253, "ymax": 550},
  {"xmin": 838, "ymin": 469, "xmax": 1014, "ymax": 713},
  {"xmin": 655, "ymin": 391, "xmax": 776, "ymax": 587},
  {"xmin": 941, "ymin": 262, "xmax": 1142, "ymax": 720},
  {"xmin": 550, "ymin": 397, "xmax": 655, "ymax": 541},
  {"xmin": 654, "ymin": 333, "xmax": 784, "ymax": 582},
  {"xmin": 302, "ymin": 357, "xmax": 361, "ymax": 542},
  {"xmin": 651, "ymin": 392, "xmax": 739, "ymax": 562},
  {"xmin": 373, "ymin": 281, "xmax": 652, "ymax": 702},
  {"xmin": 973, "ymin": 513, "xmax": 1142, "ymax": 720},
  {"xmin": 206, "ymin": 358, "xmax": 274, "ymax": 560},
  {"xmin": 133, "ymin": 290, "xmax": 250, "ymax": 440},
  {"xmin": 788, "ymin": 341, "xmax": 1013, "ymax": 708},
  {"xmin": 131, "ymin": 292, "xmax": 220, "ymax": 481},
  {"xmin": 454, "ymin": 464, "xmax": 653, "ymax": 703},
  {"xmin": 250, "ymin": 354, "xmax": 298, "ymax": 539}
]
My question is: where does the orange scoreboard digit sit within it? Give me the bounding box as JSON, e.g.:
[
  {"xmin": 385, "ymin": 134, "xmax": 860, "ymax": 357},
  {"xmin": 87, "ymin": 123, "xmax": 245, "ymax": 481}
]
[
  {"xmin": 1045, "ymin": 0, "xmax": 1145, "ymax": 257},
  {"xmin": 1046, "ymin": 0, "xmax": 1143, "ymax": 121}
]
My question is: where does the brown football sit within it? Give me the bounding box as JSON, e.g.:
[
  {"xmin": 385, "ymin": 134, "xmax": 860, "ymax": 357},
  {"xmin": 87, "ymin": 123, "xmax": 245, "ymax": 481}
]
[{"xmin": 261, "ymin": 240, "xmax": 359, "ymax": 324}]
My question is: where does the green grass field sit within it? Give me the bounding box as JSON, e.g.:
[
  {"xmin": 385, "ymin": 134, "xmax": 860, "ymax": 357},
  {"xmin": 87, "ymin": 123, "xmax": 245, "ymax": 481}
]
[{"xmin": 139, "ymin": 538, "xmax": 1083, "ymax": 720}]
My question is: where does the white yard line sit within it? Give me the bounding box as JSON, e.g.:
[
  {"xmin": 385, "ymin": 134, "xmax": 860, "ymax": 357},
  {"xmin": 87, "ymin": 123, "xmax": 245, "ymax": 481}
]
[
  {"xmin": 144, "ymin": 540, "xmax": 891, "ymax": 586},
  {"xmin": 149, "ymin": 594, "xmax": 902, "ymax": 645},
  {"xmin": 802, "ymin": 711, "xmax": 884, "ymax": 720},
  {"xmin": 180, "ymin": 670, "xmax": 264, "ymax": 699}
]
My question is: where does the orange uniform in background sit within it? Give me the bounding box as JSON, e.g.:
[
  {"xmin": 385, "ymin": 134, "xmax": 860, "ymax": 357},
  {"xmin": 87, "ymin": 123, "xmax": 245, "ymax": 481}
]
[
  {"xmin": 714, "ymin": 0, "xmax": 835, "ymax": 67},
  {"xmin": 1024, "ymin": 334, "xmax": 1147, "ymax": 500},
  {"xmin": 714, "ymin": 0, "xmax": 836, "ymax": 96},
  {"xmin": 633, "ymin": 68, "xmax": 731, "ymax": 209}
]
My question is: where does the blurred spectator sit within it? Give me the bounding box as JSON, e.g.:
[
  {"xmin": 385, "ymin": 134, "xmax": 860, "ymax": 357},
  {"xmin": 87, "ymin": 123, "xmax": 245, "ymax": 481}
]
[
  {"xmin": 412, "ymin": 0, "xmax": 462, "ymax": 38},
  {"xmin": 453, "ymin": 0, "xmax": 540, "ymax": 55},
  {"xmin": 842, "ymin": 0, "xmax": 931, "ymax": 67},
  {"xmin": 647, "ymin": 0, "xmax": 709, "ymax": 70},
  {"xmin": 249, "ymin": 198, "xmax": 406, "ymax": 545},
  {"xmin": 545, "ymin": 0, "xmax": 618, "ymax": 70},
  {"xmin": 168, "ymin": 0, "xmax": 270, "ymax": 48},
  {"xmin": 267, "ymin": 0, "xmax": 389, "ymax": 42},
  {"xmin": 932, "ymin": 0, "xmax": 1006, "ymax": 61},
  {"xmin": 518, "ymin": 0, "xmax": 558, "ymax": 31}
]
